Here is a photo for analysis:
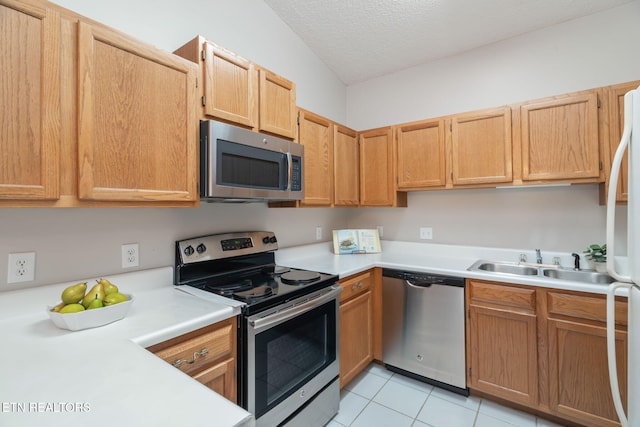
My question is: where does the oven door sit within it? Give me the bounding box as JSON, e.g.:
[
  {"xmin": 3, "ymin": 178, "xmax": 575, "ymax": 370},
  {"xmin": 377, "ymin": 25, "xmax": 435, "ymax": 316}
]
[{"xmin": 246, "ymin": 285, "xmax": 341, "ymax": 426}]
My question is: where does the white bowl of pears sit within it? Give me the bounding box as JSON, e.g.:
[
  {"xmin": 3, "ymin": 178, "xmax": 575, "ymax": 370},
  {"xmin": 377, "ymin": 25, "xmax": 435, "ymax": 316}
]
[{"xmin": 47, "ymin": 278, "xmax": 133, "ymax": 331}]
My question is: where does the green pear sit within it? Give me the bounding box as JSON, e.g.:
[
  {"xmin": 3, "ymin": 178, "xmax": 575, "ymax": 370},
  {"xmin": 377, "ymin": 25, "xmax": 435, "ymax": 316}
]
[
  {"xmin": 59, "ymin": 303, "xmax": 85, "ymax": 313},
  {"xmin": 61, "ymin": 282, "xmax": 87, "ymax": 304},
  {"xmin": 103, "ymin": 292, "xmax": 127, "ymax": 306},
  {"xmin": 82, "ymin": 283, "xmax": 105, "ymax": 309},
  {"xmin": 98, "ymin": 278, "xmax": 118, "ymax": 296},
  {"xmin": 86, "ymin": 298, "xmax": 103, "ymax": 310}
]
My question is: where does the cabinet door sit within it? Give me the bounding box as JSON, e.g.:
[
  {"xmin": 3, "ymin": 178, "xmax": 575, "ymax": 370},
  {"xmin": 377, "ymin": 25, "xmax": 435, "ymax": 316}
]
[
  {"xmin": 521, "ymin": 92, "xmax": 600, "ymax": 182},
  {"xmin": 359, "ymin": 127, "xmax": 394, "ymax": 206},
  {"xmin": 467, "ymin": 281, "xmax": 538, "ymax": 407},
  {"xmin": 547, "ymin": 319, "xmax": 627, "ymax": 427},
  {"xmin": 258, "ymin": 68, "xmax": 296, "ymax": 139},
  {"xmin": 451, "ymin": 107, "xmax": 513, "ymax": 185},
  {"xmin": 396, "ymin": 119, "xmax": 446, "ymax": 189},
  {"xmin": 340, "ymin": 290, "xmax": 373, "ymax": 388},
  {"xmin": 606, "ymin": 81, "xmax": 639, "ymax": 203},
  {"xmin": 192, "ymin": 358, "xmax": 237, "ymax": 403},
  {"xmin": 203, "ymin": 41, "xmax": 257, "ymax": 128},
  {"xmin": 298, "ymin": 109, "xmax": 333, "ymax": 206},
  {"xmin": 334, "ymin": 125, "xmax": 359, "ymax": 206},
  {"xmin": 0, "ymin": 0, "xmax": 60, "ymax": 200},
  {"xmin": 77, "ymin": 21, "xmax": 198, "ymax": 202},
  {"xmin": 546, "ymin": 291, "xmax": 628, "ymax": 427}
]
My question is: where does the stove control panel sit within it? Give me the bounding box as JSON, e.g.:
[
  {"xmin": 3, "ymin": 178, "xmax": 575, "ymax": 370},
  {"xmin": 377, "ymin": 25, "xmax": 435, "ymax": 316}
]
[{"xmin": 177, "ymin": 231, "xmax": 278, "ymax": 264}]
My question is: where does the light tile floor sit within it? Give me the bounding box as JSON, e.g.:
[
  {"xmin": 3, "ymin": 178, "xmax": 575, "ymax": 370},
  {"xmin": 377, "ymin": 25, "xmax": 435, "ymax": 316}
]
[{"xmin": 327, "ymin": 364, "xmax": 565, "ymax": 427}]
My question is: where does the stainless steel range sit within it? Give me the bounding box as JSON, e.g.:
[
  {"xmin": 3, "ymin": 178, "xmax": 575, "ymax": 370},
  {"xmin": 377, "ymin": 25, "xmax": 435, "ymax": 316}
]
[{"xmin": 174, "ymin": 231, "xmax": 341, "ymax": 427}]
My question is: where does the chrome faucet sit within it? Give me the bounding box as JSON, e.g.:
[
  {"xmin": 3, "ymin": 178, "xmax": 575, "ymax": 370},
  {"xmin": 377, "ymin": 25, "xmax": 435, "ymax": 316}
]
[{"xmin": 535, "ymin": 249, "xmax": 542, "ymax": 264}]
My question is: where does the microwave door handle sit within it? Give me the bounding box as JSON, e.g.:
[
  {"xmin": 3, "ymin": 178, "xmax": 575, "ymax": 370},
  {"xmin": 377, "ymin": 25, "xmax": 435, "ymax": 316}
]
[{"xmin": 286, "ymin": 152, "xmax": 292, "ymax": 190}]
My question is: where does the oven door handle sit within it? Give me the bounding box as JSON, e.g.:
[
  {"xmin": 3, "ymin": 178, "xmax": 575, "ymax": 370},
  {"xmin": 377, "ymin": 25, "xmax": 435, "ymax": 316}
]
[{"xmin": 249, "ymin": 285, "xmax": 342, "ymax": 332}]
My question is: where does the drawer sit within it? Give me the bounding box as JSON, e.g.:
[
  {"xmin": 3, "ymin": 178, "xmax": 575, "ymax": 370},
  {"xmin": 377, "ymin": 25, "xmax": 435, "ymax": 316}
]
[
  {"xmin": 547, "ymin": 291, "xmax": 627, "ymax": 326},
  {"xmin": 339, "ymin": 271, "xmax": 372, "ymax": 302},
  {"xmin": 148, "ymin": 318, "xmax": 235, "ymax": 376},
  {"xmin": 468, "ymin": 280, "xmax": 536, "ymax": 312}
]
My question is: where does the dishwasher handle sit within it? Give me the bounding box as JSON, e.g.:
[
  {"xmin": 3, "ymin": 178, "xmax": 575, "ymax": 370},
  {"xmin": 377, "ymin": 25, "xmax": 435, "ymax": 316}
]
[
  {"xmin": 383, "ymin": 268, "xmax": 465, "ymax": 288},
  {"xmin": 405, "ymin": 279, "xmax": 433, "ymax": 288}
]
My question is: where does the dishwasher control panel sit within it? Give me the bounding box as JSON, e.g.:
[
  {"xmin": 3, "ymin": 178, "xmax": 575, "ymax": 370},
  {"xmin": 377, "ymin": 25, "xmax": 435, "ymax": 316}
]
[{"xmin": 382, "ymin": 268, "xmax": 465, "ymax": 287}]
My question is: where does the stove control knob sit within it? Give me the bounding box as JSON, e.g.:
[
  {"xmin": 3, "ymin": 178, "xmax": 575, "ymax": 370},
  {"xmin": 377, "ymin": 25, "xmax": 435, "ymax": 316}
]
[
  {"xmin": 262, "ymin": 236, "xmax": 270, "ymax": 244},
  {"xmin": 196, "ymin": 244, "xmax": 207, "ymax": 254},
  {"xmin": 184, "ymin": 245, "xmax": 195, "ymax": 256},
  {"xmin": 269, "ymin": 236, "xmax": 277, "ymax": 244}
]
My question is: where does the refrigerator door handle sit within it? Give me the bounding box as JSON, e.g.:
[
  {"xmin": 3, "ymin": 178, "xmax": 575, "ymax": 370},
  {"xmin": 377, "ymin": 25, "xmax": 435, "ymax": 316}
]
[
  {"xmin": 606, "ymin": 91, "xmax": 633, "ymax": 283},
  {"xmin": 607, "ymin": 282, "xmax": 632, "ymax": 427}
]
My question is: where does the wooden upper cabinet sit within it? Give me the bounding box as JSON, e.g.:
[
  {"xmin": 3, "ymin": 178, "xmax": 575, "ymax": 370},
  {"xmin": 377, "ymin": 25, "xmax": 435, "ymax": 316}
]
[
  {"xmin": 334, "ymin": 124, "xmax": 359, "ymax": 206},
  {"xmin": 451, "ymin": 107, "xmax": 513, "ymax": 186},
  {"xmin": 174, "ymin": 36, "xmax": 296, "ymax": 139},
  {"xmin": 605, "ymin": 81, "xmax": 639, "ymax": 203},
  {"xmin": 77, "ymin": 21, "xmax": 198, "ymax": 202},
  {"xmin": 298, "ymin": 109, "xmax": 333, "ymax": 206},
  {"xmin": 202, "ymin": 41, "xmax": 257, "ymax": 128},
  {"xmin": 0, "ymin": 0, "xmax": 60, "ymax": 200},
  {"xmin": 258, "ymin": 67, "xmax": 296, "ymax": 139},
  {"xmin": 395, "ymin": 119, "xmax": 446, "ymax": 189},
  {"xmin": 520, "ymin": 92, "xmax": 600, "ymax": 182},
  {"xmin": 359, "ymin": 127, "xmax": 395, "ymax": 206}
]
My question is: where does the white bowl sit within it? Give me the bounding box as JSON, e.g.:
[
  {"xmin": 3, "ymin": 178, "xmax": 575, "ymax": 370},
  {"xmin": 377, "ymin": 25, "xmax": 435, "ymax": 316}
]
[{"xmin": 47, "ymin": 294, "xmax": 133, "ymax": 331}]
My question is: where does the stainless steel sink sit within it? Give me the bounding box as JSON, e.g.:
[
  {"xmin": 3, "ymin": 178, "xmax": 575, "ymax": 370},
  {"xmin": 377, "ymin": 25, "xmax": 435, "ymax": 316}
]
[
  {"xmin": 542, "ymin": 268, "xmax": 614, "ymax": 284},
  {"xmin": 467, "ymin": 259, "xmax": 615, "ymax": 284},
  {"xmin": 468, "ymin": 260, "xmax": 539, "ymax": 276}
]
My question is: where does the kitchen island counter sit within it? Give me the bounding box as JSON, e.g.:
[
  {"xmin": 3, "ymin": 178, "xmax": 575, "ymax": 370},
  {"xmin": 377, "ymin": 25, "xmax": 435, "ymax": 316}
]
[{"xmin": 0, "ymin": 267, "xmax": 252, "ymax": 427}]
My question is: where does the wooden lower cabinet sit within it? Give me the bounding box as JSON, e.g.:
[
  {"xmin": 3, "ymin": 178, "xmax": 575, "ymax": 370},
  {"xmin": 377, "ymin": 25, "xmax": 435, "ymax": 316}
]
[
  {"xmin": 147, "ymin": 317, "xmax": 237, "ymax": 403},
  {"xmin": 546, "ymin": 291, "xmax": 628, "ymax": 427},
  {"xmin": 466, "ymin": 280, "xmax": 628, "ymax": 427},
  {"xmin": 467, "ymin": 280, "xmax": 538, "ymax": 407},
  {"xmin": 339, "ymin": 270, "xmax": 374, "ymax": 388}
]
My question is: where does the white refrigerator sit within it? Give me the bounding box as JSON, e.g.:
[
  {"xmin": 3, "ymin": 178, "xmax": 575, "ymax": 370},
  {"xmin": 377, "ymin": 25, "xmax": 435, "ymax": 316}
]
[{"xmin": 606, "ymin": 85, "xmax": 640, "ymax": 427}]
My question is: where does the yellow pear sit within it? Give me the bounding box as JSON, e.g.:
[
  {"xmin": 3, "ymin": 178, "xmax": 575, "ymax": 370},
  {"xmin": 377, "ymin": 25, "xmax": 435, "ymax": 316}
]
[
  {"xmin": 50, "ymin": 302, "xmax": 66, "ymax": 312},
  {"xmin": 98, "ymin": 278, "xmax": 118, "ymax": 296},
  {"xmin": 82, "ymin": 283, "xmax": 105, "ymax": 309},
  {"xmin": 103, "ymin": 292, "xmax": 127, "ymax": 306},
  {"xmin": 59, "ymin": 303, "xmax": 85, "ymax": 313},
  {"xmin": 61, "ymin": 282, "xmax": 87, "ymax": 304}
]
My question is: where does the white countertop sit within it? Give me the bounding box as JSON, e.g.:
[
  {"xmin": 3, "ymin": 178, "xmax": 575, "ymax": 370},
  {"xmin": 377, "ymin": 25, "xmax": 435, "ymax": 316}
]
[
  {"xmin": 0, "ymin": 267, "xmax": 252, "ymax": 427},
  {"xmin": 0, "ymin": 240, "xmax": 626, "ymax": 427},
  {"xmin": 276, "ymin": 240, "xmax": 628, "ymax": 295}
]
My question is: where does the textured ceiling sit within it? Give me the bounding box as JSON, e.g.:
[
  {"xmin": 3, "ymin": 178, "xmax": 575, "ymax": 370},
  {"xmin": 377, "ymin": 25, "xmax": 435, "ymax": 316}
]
[{"xmin": 263, "ymin": 0, "xmax": 635, "ymax": 85}]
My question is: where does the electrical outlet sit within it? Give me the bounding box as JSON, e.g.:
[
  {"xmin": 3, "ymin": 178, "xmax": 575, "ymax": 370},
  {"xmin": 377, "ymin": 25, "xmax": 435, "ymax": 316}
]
[
  {"xmin": 376, "ymin": 225, "xmax": 384, "ymax": 238},
  {"xmin": 7, "ymin": 252, "xmax": 36, "ymax": 283},
  {"xmin": 419, "ymin": 227, "xmax": 433, "ymax": 240},
  {"xmin": 315, "ymin": 227, "xmax": 323, "ymax": 240},
  {"xmin": 122, "ymin": 243, "xmax": 139, "ymax": 268}
]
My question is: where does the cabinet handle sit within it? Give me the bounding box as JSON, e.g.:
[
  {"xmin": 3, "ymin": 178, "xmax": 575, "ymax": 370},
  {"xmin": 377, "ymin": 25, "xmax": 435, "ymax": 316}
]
[
  {"xmin": 350, "ymin": 282, "xmax": 363, "ymax": 291},
  {"xmin": 172, "ymin": 348, "xmax": 209, "ymax": 368}
]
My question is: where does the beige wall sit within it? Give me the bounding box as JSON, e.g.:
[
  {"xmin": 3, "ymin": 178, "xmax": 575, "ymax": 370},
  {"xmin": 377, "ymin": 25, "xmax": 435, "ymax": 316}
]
[
  {"xmin": 344, "ymin": 2, "xmax": 638, "ymax": 256},
  {"xmin": 2, "ymin": 1, "xmax": 636, "ymax": 290}
]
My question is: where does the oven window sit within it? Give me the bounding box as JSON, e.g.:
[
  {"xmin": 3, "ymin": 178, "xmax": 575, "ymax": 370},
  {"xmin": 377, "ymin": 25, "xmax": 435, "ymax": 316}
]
[
  {"xmin": 217, "ymin": 140, "xmax": 286, "ymax": 189},
  {"xmin": 253, "ymin": 300, "xmax": 337, "ymax": 417}
]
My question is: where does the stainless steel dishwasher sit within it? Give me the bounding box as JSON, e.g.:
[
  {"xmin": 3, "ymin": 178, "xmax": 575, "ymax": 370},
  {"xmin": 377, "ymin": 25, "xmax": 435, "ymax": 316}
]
[{"xmin": 382, "ymin": 268, "xmax": 468, "ymax": 395}]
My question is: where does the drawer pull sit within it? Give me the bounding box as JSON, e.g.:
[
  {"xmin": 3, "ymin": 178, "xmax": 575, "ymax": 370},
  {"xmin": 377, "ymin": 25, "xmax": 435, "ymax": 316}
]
[
  {"xmin": 350, "ymin": 281, "xmax": 363, "ymax": 291},
  {"xmin": 173, "ymin": 348, "xmax": 209, "ymax": 368}
]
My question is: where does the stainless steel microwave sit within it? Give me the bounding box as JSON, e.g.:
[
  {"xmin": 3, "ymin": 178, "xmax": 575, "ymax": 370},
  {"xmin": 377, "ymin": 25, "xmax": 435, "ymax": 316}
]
[{"xmin": 200, "ymin": 120, "xmax": 304, "ymax": 202}]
